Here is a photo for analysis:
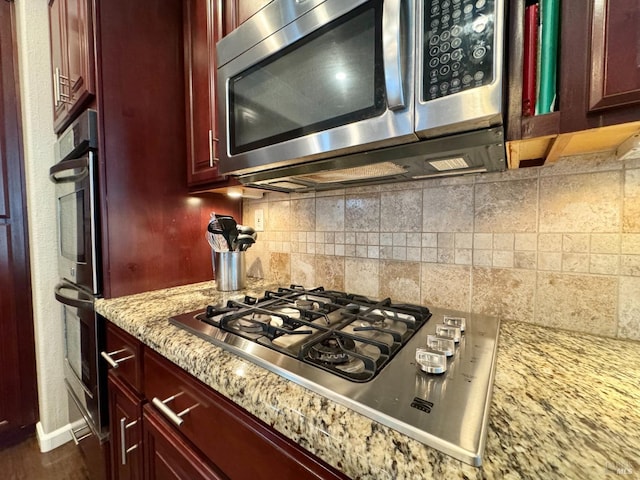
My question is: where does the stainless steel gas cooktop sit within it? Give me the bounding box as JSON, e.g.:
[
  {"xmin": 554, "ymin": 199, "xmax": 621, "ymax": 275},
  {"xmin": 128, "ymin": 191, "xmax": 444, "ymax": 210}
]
[{"xmin": 170, "ymin": 286, "xmax": 500, "ymax": 466}]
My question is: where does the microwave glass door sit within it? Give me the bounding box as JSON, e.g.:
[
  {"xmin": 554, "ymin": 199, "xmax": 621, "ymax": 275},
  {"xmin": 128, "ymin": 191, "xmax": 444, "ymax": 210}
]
[{"xmin": 229, "ymin": 1, "xmax": 384, "ymax": 155}]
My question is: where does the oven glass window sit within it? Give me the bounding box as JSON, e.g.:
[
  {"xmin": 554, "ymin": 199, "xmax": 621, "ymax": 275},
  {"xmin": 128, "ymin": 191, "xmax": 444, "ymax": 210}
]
[
  {"xmin": 59, "ymin": 190, "xmax": 86, "ymax": 264},
  {"xmin": 64, "ymin": 305, "xmax": 92, "ymax": 388},
  {"xmin": 229, "ymin": 0, "xmax": 385, "ymax": 154}
]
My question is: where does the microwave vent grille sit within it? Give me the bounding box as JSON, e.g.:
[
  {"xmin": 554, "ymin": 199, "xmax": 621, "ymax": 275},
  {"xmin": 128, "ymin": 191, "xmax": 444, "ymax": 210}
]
[
  {"xmin": 428, "ymin": 157, "xmax": 470, "ymax": 171},
  {"xmin": 296, "ymin": 162, "xmax": 407, "ymax": 184}
]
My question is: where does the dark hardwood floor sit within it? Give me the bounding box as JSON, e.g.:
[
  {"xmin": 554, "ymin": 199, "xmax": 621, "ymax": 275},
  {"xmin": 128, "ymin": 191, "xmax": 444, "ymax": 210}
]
[{"xmin": 0, "ymin": 435, "xmax": 90, "ymax": 480}]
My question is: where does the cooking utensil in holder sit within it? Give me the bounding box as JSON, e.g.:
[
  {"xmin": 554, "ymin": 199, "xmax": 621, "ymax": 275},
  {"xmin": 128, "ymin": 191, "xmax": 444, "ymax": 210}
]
[{"xmin": 213, "ymin": 251, "xmax": 246, "ymax": 291}]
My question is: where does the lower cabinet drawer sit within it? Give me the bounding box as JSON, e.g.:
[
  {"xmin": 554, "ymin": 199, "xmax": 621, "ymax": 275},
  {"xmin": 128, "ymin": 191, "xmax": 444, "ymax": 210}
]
[
  {"xmin": 143, "ymin": 404, "xmax": 226, "ymax": 480},
  {"xmin": 103, "ymin": 321, "xmax": 144, "ymax": 392},
  {"xmin": 143, "ymin": 348, "xmax": 347, "ymax": 480}
]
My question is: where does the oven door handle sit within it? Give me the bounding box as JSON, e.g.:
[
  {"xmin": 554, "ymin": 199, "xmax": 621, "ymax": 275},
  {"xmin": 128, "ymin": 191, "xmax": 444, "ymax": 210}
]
[
  {"xmin": 382, "ymin": 0, "xmax": 405, "ymax": 110},
  {"xmin": 55, "ymin": 282, "xmax": 95, "ymax": 309},
  {"xmin": 49, "ymin": 157, "xmax": 90, "ymax": 184}
]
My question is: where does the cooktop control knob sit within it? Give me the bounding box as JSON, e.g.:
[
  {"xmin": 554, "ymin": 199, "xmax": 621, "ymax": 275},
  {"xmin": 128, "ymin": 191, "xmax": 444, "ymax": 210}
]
[
  {"xmin": 416, "ymin": 347, "xmax": 447, "ymax": 374},
  {"xmin": 444, "ymin": 315, "xmax": 466, "ymax": 332},
  {"xmin": 426, "ymin": 334, "xmax": 455, "ymax": 357},
  {"xmin": 436, "ymin": 324, "xmax": 462, "ymax": 343}
]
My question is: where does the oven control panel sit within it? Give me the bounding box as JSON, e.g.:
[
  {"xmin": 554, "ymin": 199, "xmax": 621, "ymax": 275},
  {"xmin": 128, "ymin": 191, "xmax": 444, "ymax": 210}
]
[{"xmin": 423, "ymin": 0, "xmax": 496, "ymax": 100}]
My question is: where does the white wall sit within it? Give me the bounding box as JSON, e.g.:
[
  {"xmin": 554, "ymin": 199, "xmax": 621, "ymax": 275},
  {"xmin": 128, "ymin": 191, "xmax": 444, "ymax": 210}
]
[{"xmin": 14, "ymin": 0, "xmax": 70, "ymax": 450}]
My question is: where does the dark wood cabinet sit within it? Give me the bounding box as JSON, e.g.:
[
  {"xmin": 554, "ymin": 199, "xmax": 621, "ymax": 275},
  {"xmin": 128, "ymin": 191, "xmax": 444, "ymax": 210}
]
[
  {"xmin": 184, "ymin": 0, "xmax": 230, "ymax": 188},
  {"xmin": 0, "ymin": 1, "xmax": 38, "ymax": 447},
  {"xmin": 143, "ymin": 405, "xmax": 226, "ymax": 480},
  {"xmin": 506, "ymin": 0, "xmax": 640, "ymax": 166},
  {"xmin": 586, "ymin": 1, "xmax": 640, "ymax": 113},
  {"xmin": 94, "ymin": 0, "xmax": 242, "ymax": 298},
  {"xmin": 108, "ymin": 374, "xmax": 144, "ymax": 480},
  {"xmin": 183, "ymin": 0, "xmax": 274, "ymax": 190},
  {"xmin": 104, "ymin": 322, "xmax": 347, "ymax": 480},
  {"xmin": 48, "ymin": 0, "xmax": 95, "ymax": 134}
]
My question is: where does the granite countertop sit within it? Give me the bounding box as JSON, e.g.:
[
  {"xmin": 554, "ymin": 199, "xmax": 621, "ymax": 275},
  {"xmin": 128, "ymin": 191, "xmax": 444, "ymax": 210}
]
[{"xmin": 95, "ymin": 280, "xmax": 640, "ymax": 479}]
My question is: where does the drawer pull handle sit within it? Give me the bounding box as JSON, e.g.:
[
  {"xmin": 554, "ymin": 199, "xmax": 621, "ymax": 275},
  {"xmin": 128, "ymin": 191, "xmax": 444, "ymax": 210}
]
[
  {"xmin": 152, "ymin": 394, "xmax": 198, "ymax": 428},
  {"xmin": 100, "ymin": 349, "xmax": 134, "ymax": 369},
  {"xmin": 120, "ymin": 417, "xmax": 139, "ymax": 465}
]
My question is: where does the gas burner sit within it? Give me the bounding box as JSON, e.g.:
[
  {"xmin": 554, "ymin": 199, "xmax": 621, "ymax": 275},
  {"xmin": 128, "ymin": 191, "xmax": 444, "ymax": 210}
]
[
  {"xmin": 295, "ymin": 298, "xmax": 319, "ymax": 310},
  {"xmin": 234, "ymin": 315, "xmax": 266, "ymax": 333},
  {"xmin": 360, "ymin": 313, "xmax": 390, "ymax": 329},
  {"xmin": 308, "ymin": 335, "xmax": 356, "ymax": 365}
]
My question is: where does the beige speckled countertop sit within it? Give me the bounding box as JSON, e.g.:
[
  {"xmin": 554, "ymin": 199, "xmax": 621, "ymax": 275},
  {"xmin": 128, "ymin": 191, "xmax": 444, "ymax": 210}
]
[{"xmin": 95, "ymin": 280, "xmax": 640, "ymax": 479}]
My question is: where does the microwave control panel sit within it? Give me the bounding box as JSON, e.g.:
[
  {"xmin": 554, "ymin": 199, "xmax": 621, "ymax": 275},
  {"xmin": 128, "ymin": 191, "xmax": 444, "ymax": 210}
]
[{"xmin": 423, "ymin": 0, "xmax": 496, "ymax": 101}]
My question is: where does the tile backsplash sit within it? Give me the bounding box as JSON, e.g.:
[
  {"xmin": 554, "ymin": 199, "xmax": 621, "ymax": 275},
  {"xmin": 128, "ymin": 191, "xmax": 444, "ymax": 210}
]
[{"xmin": 242, "ymin": 152, "xmax": 640, "ymax": 340}]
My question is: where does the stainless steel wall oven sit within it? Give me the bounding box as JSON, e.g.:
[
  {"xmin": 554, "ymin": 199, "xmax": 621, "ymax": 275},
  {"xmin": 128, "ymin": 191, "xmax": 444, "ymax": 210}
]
[{"xmin": 50, "ymin": 109, "xmax": 108, "ymax": 456}]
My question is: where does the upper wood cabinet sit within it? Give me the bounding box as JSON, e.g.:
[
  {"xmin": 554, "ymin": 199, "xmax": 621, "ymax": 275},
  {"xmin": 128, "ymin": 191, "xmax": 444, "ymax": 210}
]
[
  {"xmin": 508, "ymin": 0, "xmax": 640, "ymax": 143},
  {"xmin": 184, "ymin": 0, "xmax": 243, "ymax": 189},
  {"xmin": 587, "ymin": 1, "xmax": 640, "ymax": 113},
  {"xmin": 48, "ymin": 0, "xmax": 95, "ymax": 134},
  {"xmin": 183, "ymin": 0, "xmax": 272, "ymax": 190}
]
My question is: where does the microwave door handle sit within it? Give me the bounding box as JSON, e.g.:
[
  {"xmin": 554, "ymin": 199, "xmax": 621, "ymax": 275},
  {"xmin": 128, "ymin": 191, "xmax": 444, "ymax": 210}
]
[
  {"xmin": 55, "ymin": 282, "xmax": 95, "ymax": 309},
  {"xmin": 382, "ymin": 0, "xmax": 405, "ymax": 110},
  {"xmin": 49, "ymin": 157, "xmax": 90, "ymax": 184}
]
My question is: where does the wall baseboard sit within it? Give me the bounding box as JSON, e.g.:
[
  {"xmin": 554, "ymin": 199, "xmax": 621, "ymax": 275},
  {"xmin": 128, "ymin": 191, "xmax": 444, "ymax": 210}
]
[{"xmin": 35, "ymin": 419, "xmax": 85, "ymax": 453}]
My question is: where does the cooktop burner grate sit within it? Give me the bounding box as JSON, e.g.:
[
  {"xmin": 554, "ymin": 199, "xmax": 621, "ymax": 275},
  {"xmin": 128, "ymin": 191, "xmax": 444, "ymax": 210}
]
[{"xmin": 195, "ymin": 285, "xmax": 431, "ymax": 382}]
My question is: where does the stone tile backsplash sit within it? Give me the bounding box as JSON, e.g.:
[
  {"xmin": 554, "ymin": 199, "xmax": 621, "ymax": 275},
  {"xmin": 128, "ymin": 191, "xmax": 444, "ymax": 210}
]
[{"xmin": 243, "ymin": 153, "xmax": 640, "ymax": 340}]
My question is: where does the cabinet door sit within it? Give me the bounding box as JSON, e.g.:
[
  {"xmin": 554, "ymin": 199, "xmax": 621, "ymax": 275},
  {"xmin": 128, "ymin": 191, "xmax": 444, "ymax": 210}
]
[
  {"xmin": 184, "ymin": 0, "xmax": 229, "ymax": 187},
  {"xmin": 48, "ymin": 0, "xmax": 69, "ymax": 130},
  {"xmin": 142, "ymin": 405, "xmax": 226, "ymax": 480},
  {"xmin": 108, "ymin": 374, "xmax": 143, "ymax": 480},
  {"xmin": 588, "ymin": 0, "xmax": 640, "ymax": 112},
  {"xmin": 65, "ymin": 0, "xmax": 95, "ymax": 116},
  {"xmin": 0, "ymin": 0, "xmax": 38, "ymax": 446}
]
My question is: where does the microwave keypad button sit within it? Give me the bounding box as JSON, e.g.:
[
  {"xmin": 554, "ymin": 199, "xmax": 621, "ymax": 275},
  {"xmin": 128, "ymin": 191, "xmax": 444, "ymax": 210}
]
[
  {"xmin": 442, "ymin": 0, "xmax": 451, "ymax": 8},
  {"xmin": 429, "ymin": 85, "xmax": 439, "ymax": 95},
  {"xmin": 451, "ymin": 61, "xmax": 461, "ymax": 71},
  {"xmin": 451, "ymin": 78, "xmax": 461, "ymax": 88},
  {"xmin": 431, "ymin": 5, "xmax": 440, "ymax": 15},
  {"xmin": 452, "ymin": 37, "xmax": 462, "ymax": 49},
  {"xmin": 441, "ymin": 14, "xmax": 451, "ymax": 24},
  {"xmin": 429, "ymin": 58, "xmax": 439, "ymax": 68},
  {"xmin": 430, "ymin": 70, "xmax": 438, "ymax": 79},
  {"xmin": 440, "ymin": 53, "xmax": 451, "ymax": 65},
  {"xmin": 472, "ymin": 46, "xmax": 487, "ymax": 61},
  {"xmin": 439, "ymin": 65, "xmax": 451, "ymax": 76},
  {"xmin": 439, "ymin": 82, "xmax": 449, "ymax": 92},
  {"xmin": 475, "ymin": 0, "xmax": 487, "ymax": 10},
  {"xmin": 472, "ymin": 17, "xmax": 489, "ymax": 33},
  {"xmin": 462, "ymin": 74, "xmax": 472, "ymax": 84},
  {"xmin": 430, "ymin": 46, "xmax": 440, "ymax": 56},
  {"xmin": 451, "ymin": 48, "xmax": 463, "ymax": 61},
  {"xmin": 463, "ymin": 4, "xmax": 473, "ymax": 14},
  {"xmin": 451, "ymin": 25, "xmax": 463, "ymax": 37},
  {"xmin": 452, "ymin": 9, "xmax": 462, "ymax": 19},
  {"xmin": 440, "ymin": 41, "xmax": 451, "ymax": 52},
  {"xmin": 474, "ymin": 71, "xmax": 485, "ymax": 81},
  {"xmin": 430, "ymin": 34, "xmax": 440, "ymax": 45},
  {"xmin": 441, "ymin": 30, "xmax": 451, "ymax": 42}
]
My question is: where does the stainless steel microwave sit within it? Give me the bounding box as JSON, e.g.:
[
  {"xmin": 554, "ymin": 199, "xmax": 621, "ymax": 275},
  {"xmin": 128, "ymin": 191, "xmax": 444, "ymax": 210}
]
[{"xmin": 216, "ymin": 0, "xmax": 506, "ymax": 192}]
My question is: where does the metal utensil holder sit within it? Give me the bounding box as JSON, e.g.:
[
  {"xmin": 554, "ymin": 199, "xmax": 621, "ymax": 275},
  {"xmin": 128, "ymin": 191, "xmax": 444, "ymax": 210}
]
[{"xmin": 213, "ymin": 251, "xmax": 246, "ymax": 291}]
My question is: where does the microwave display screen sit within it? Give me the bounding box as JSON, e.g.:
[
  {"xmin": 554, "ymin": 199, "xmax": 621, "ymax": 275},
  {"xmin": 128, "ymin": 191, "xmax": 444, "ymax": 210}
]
[
  {"xmin": 59, "ymin": 190, "xmax": 86, "ymax": 264},
  {"xmin": 229, "ymin": 1, "xmax": 385, "ymax": 155},
  {"xmin": 423, "ymin": 0, "xmax": 495, "ymax": 100}
]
